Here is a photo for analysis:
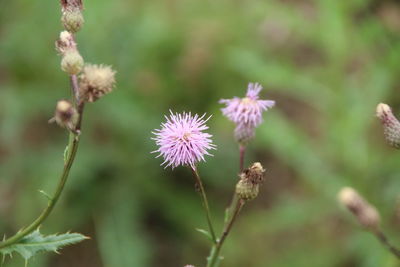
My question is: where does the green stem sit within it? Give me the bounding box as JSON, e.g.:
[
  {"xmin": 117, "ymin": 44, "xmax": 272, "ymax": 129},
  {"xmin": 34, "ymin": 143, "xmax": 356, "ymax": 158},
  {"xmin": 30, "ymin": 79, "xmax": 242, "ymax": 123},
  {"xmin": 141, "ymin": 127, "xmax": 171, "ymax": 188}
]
[
  {"xmin": 374, "ymin": 230, "xmax": 400, "ymax": 259},
  {"xmin": 0, "ymin": 74, "xmax": 84, "ymax": 249},
  {"xmin": 190, "ymin": 166, "xmax": 217, "ymax": 244},
  {"xmin": 0, "ymin": 132, "xmax": 80, "ymax": 249},
  {"xmin": 207, "ymin": 198, "xmax": 244, "ymax": 267}
]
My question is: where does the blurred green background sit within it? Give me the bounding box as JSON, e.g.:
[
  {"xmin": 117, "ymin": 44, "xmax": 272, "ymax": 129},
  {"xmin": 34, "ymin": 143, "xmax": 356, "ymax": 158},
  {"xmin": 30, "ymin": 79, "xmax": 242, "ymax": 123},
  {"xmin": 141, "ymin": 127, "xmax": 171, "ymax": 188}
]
[{"xmin": 1, "ymin": 0, "xmax": 400, "ymax": 266}]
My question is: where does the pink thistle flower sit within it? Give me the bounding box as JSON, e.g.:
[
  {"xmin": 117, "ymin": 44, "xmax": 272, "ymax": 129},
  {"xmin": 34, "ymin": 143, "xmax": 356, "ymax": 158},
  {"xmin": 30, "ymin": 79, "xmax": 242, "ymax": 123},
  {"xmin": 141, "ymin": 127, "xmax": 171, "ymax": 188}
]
[
  {"xmin": 219, "ymin": 82, "xmax": 275, "ymax": 143},
  {"xmin": 152, "ymin": 111, "xmax": 216, "ymax": 169}
]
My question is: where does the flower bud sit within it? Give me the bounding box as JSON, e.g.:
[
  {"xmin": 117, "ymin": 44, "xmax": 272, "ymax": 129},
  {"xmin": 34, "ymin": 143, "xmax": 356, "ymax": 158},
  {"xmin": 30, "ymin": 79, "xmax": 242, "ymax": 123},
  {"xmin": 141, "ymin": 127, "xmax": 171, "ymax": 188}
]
[
  {"xmin": 51, "ymin": 100, "xmax": 78, "ymax": 130},
  {"xmin": 338, "ymin": 187, "xmax": 380, "ymax": 232},
  {"xmin": 234, "ymin": 123, "xmax": 255, "ymax": 145},
  {"xmin": 56, "ymin": 31, "xmax": 76, "ymax": 54},
  {"xmin": 61, "ymin": 7, "xmax": 84, "ymax": 33},
  {"xmin": 376, "ymin": 103, "xmax": 400, "ymax": 149},
  {"xmin": 236, "ymin": 162, "xmax": 265, "ymax": 201},
  {"xmin": 236, "ymin": 179, "xmax": 259, "ymax": 201},
  {"xmin": 79, "ymin": 64, "xmax": 116, "ymax": 102},
  {"xmin": 61, "ymin": 50, "xmax": 84, "ymax": 75}
]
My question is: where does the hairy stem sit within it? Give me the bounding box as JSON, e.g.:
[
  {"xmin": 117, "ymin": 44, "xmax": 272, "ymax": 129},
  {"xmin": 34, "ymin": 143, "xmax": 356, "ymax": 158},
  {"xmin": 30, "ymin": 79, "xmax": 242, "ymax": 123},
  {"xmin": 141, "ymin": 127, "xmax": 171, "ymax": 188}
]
[
  {"xmin": 190, "ymin": 166, "xmax": 217, "ymax": 244},
  {"xmin": 374, "ymin": 230, "xmax": 400, "ymax": 259},
  {"xmin": 207, "ymin": 198, "xmax": 244, "ymax": 267},
  {"xmin": 0, "ymin": 75, "xmax": 83, "ymax": 249}
]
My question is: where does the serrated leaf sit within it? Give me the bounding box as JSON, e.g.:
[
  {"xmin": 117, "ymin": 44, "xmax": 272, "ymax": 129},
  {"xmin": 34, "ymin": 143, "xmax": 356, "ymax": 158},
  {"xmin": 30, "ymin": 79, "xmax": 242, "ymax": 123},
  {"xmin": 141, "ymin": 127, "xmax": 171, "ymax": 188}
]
[
  {"xmin": 0, "ymin": 229, "xmax": 89, "ymax": 260},
  {"xmin": 195, "ymin": 228, "xmax": 213, "ymax": 242}
]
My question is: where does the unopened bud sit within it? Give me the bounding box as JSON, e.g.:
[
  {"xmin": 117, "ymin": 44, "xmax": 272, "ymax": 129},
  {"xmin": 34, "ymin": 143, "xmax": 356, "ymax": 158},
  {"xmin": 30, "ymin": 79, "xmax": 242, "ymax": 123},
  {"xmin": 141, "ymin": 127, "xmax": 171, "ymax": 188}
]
[
  {"xmin": 338, "ymin": 187, "xmax": 380, "ymax": 231},
  {"xmin": 376, "ymin": 103, "xmax": 400, "ymax": 149},
  {"xmin": 236, "ymin": 179, "xmax": 259, "ymax": 201},
  {"xmin": 61, "ymin": 50, "xmax": 84, "ymax": 75},
  {"xmin": 79, "ymin": 64, "xmax": 116, "ymax": 102},
  {"xmin": 61, "ymin": 7, "xmax": 84, "ymax": 33},
  {"xmin": 51, "ymin": 100, "xmax": 78, "ymax": 130},
  {"xmin": 56, "ymin": 31, "xmax": 76, "ymax": 54},
  {"xmin": 235, "ymin": 123, "xmax": 255, "ymax": 145}
]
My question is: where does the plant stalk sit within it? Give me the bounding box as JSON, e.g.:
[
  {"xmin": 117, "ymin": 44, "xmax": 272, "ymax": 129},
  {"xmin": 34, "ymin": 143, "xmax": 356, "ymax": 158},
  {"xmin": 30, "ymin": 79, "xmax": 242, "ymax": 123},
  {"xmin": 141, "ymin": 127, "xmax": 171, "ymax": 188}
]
[
  {"xmin": 374, "ymin": 230, "xmax": 400, "ymax": 259},
  {"xmin": 0, "ymin": 74, "xmax": 84, "ymax": 249},
  {"xmin": 190, "ymin": 166, "xmax": 217, "ymax": 244},
  {"xmin": 207, "ymin": 198, "xmax": 244, "ymax": 267}
]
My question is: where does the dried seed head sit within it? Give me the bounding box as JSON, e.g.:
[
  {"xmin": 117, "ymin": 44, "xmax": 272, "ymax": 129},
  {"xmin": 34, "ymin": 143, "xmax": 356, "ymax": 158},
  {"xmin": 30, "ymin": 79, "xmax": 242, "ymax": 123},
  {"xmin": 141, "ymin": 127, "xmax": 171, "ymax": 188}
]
[
  {"xmin": 61, "ymin": 7, "xmax": 84, "ymax": 33},
  {"xmin": 79, "ymin": 64, "xmax": 116, "ymax": 102},
  {"xmin": 236, "ymin": 179, "xmax": 259, "ymax": 201},
  {"xmin": 376, "ymin": 103, "xmax": 400, "ymax": 149},
  {"xmin": 51, "ymin": 100, "xmax": 78, "ymax": 130},
  {"xmin": 338, "ymin": 187, "xmax": 380, "ymax": 231},
  {"xmin": 61, "ymin": 50, "xmax": 84, "ymax": 75},
  {"xmin": 240, "ymin": 162, "xmax": 265, "ymax": 185}
]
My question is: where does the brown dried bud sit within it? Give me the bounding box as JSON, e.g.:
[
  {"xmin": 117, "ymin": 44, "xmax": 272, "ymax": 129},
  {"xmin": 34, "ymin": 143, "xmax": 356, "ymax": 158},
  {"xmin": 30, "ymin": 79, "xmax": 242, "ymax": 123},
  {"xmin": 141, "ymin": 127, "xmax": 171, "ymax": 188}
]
[
  {"xmin": 239, "ymin": 162, "xmax": 265, "ymax": 185},
  {"xmin": 51, "ymin": 100, "xmax": 78, "ymax": 130},
  {"xmin": 376, "ymin": 103, "xmax": 400, "ymax": 149},
  {"xmin": 236, "ymin": 162, "xmax": 265, "ymax": 201},
  {"xmin": 338, "ymin": 187, "xmax": 380, "ymax": 231},
  {"xmin": 79, "ymin": 64, "xmax": 116, "ymax": 102},
  {"xmin": 60, "ymin": 0, "xmax": 83, "ymax": 10}
]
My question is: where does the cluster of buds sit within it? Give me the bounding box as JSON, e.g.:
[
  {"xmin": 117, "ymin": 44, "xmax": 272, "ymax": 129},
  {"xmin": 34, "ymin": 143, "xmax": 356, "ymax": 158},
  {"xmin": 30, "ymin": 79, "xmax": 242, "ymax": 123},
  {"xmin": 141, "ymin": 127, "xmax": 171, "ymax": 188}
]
[
  {"xmin": 236, "ymin": 162, "xmax": 265, "ymax": 201},
  {"xmin": 51, "ymin": 0, "xmax": 116, "ymax": 133},
  {"xmin": 56, "ymin": 31, "xmax": 84, "ymax": 75},
  {"xmin": 338, "ymin": 187, "xmax": 380, "ymax": 232},
  {"xmin": 49, "ymin": 100, "xmax": 78, "ymax": 131},
  {"xmin": 376, "ymin": 103, "xmax": 400, "ymax": 149},
  {"xmin": 60, "ymin": 0, "xmax": 84, "ymax": 33}
]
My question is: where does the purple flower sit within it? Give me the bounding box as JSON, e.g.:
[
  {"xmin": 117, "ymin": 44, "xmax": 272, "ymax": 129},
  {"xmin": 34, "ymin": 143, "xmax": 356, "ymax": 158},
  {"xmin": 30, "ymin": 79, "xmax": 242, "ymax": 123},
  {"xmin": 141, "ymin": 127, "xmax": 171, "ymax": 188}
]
[
  {"xmin": 219, "ymin": 82, "xmax": 275, "ymax": 143},
  {"xmin": 152, "ymin": 111, "xmax": 216, "ymax": 169}
]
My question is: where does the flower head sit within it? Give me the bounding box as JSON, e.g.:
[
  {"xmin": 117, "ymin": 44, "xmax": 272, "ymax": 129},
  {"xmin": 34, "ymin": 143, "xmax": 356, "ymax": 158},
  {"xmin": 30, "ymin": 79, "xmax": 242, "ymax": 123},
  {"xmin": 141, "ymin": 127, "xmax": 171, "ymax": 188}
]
[
  {"xmin": 219, "ymin": 82, "xmax": 275, "ymax": 143},
  {"xmin": 152, "ymin": 111, "xmax": 215, "ymax": 169}
]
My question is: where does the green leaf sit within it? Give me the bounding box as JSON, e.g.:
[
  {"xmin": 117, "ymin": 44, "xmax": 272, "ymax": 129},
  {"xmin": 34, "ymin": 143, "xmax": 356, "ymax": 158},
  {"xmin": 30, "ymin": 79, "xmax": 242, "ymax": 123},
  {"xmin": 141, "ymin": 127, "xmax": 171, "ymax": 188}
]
[
  {"xmin": 195, "ymin": 228, "xmax": 213, "ymax": 242},
  {"xmin": 0, "ymin": 229, "xmax": 88, "ymax": 261}
]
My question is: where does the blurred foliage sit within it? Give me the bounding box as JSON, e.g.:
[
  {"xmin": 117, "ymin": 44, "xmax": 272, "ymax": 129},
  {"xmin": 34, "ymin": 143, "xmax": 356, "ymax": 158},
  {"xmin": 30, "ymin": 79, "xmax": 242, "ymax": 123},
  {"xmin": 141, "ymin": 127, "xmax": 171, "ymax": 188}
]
[{"xmin": 1, "ymin": 0, "xmax": 400, "ymax": 266}]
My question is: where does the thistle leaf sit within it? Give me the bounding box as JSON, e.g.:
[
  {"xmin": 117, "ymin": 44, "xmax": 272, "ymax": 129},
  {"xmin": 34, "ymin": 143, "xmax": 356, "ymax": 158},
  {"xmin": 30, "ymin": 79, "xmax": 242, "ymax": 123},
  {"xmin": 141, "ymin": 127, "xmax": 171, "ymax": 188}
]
[{"xmin": 0, "ymin": 230, "xmax": 88, "ymax": 260}]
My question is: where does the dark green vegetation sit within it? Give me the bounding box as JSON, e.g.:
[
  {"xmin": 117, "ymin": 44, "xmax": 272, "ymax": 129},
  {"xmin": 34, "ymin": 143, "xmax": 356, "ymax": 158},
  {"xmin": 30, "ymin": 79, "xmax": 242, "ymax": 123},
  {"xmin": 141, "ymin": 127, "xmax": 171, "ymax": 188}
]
[{"xmin": 1, "ymin": 0, "xmax": 400, "ymax": 266}]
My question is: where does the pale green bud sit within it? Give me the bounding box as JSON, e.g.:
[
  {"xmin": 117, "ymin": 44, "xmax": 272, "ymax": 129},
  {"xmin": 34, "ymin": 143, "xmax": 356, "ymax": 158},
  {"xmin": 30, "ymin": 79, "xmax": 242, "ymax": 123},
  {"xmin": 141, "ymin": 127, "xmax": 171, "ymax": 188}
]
[
  {"xmin": 62, "ymin": 8, "xmax": 84, "ymax": 33},
  {"xmin": 61, "ymin": 50, "xmax": 84, "ymax": 75},
  {"xmin": 236, "ymin": 179, "xmax": 259, "ymax": 201}
]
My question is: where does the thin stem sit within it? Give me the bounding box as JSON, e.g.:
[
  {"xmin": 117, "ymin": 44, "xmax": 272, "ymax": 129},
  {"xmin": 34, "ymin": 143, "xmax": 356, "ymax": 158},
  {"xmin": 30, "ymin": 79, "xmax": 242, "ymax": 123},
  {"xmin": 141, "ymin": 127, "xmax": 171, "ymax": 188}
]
[
  {"xmin": 207, "ymin": 198, "xmax": 245, "ymax": 267},
  {"xmin": 70, "ymin": 75, "xmax": 80, "ymax": 104},
  {"xmin": 225, "ymin": 144, "xmax": 246, "ymax": 224},
  {"xmin": 0, "ymin": 74, "xmax": 84, "ymax": 249},
  {"xmin": 374, "ymin": 230, "xmax": 400, "ymax": 259},
  {"xmin": 239, "ymin": 144, "xmax": 246, "ymax": 172},
  {"xmin": 190, "ymin": 166, "xmax": 217, "ymax": 244},
  {"xmin": 0, "ymin": 132, "xmax": 80, "ymax": 249}
]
